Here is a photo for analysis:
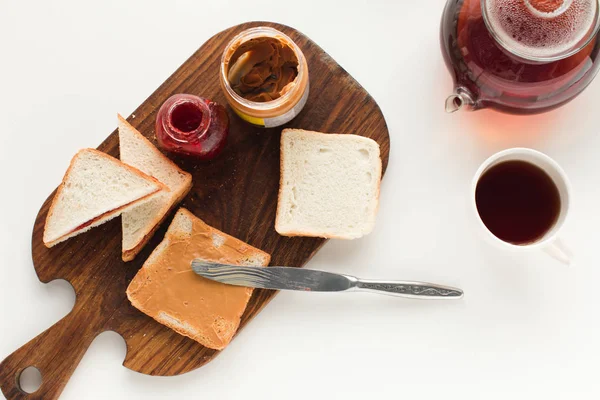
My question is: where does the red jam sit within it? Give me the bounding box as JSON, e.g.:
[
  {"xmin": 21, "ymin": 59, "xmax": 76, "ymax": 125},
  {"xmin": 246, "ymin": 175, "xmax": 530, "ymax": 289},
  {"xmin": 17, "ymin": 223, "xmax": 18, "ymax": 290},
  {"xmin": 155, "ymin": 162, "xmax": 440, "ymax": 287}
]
[{"xmin": 156, "ymin": 94, "xmax": 229, "ymax": 160}]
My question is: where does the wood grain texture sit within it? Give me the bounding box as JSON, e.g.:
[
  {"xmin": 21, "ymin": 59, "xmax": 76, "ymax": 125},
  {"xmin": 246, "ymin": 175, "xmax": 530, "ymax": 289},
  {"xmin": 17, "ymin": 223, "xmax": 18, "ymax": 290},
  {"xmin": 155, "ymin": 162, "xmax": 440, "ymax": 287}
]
[{"xmin": 0, "ymin": 21, "xmax": 390, "ymax": 400}]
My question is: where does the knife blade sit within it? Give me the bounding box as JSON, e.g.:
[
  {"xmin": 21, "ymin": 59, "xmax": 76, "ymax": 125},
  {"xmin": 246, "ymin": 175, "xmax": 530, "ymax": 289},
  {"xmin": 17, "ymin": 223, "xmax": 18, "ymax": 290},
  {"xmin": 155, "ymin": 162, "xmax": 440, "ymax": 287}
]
[{"xmin": 191, "ymin": 260, "xmax": 463, "ymax": 299}]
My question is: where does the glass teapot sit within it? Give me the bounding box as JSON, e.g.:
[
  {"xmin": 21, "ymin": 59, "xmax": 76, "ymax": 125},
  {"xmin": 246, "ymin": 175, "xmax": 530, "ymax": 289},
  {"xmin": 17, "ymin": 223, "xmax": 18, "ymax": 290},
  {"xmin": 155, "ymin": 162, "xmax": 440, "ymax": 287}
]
[{"xmin": 441, "ymin": 0, "xmax": 600, "ymax": 114}]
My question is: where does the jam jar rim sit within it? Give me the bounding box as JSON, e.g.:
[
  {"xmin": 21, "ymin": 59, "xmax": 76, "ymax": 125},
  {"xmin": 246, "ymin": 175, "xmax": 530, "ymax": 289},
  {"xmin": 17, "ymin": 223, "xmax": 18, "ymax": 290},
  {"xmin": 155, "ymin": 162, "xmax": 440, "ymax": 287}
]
[
  {"xmin": 162, "ymin": 95, "xmax": 211, "ymax": 144},
  {"xmin": 220, "ymin": 26, "xmax": 308, "ymax": 112},
  {"xmin": 480, "ymin": 0, "xmax": 600, "ymax": 63}
]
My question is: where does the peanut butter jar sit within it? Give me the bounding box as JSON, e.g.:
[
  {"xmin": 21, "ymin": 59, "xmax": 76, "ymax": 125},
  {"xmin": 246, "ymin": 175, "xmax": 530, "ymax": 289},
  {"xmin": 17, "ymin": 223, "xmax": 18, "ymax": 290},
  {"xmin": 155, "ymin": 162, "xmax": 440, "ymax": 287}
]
[{"xmin": 220, "ymin": 27, "xmax": 309, "ymax": 128}]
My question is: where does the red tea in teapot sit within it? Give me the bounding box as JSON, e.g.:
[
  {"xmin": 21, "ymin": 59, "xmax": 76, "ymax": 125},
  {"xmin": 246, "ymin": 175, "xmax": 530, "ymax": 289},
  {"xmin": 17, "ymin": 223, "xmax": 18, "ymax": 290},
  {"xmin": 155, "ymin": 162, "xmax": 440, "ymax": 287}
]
[{"xmin": 441, "ymin": 0, "xmax": 600, "ymax": 114}]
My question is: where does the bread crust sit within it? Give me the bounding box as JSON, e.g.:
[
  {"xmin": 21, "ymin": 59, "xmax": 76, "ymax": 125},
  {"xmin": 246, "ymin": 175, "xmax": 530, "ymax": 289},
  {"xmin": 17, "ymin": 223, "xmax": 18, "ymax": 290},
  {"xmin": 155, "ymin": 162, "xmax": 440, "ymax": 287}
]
[
  {"xmin": 274, "ymin": 129, "xmax": 288, "ymax": 236},
  {"xmin": 43, "ymin": 148, "xmax": 169, "ymax": 248}
]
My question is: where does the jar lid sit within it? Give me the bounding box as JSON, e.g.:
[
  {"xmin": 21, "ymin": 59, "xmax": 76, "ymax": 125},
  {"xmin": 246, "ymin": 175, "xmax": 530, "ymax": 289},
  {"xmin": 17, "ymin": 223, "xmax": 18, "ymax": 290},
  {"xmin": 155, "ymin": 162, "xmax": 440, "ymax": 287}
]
[{"xmin": 482, "ymin": 0, "xmax": 600, "ymax": 62}]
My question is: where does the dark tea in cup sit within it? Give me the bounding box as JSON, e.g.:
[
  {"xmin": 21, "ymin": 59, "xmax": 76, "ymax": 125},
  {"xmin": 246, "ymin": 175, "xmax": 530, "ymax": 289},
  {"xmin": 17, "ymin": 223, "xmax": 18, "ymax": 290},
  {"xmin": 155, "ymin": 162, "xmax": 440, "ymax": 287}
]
[{"xmin": 475, "ymin": 160, "xmax": 561, "ymax": 244}]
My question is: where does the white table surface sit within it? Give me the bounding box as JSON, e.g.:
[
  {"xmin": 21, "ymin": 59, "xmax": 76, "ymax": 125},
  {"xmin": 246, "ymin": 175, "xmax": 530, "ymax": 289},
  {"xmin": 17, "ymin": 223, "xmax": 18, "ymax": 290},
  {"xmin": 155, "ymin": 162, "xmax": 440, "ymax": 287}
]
[{"xmin": 1, "ymin": 0, "xmax": 599, "ymax": 399}]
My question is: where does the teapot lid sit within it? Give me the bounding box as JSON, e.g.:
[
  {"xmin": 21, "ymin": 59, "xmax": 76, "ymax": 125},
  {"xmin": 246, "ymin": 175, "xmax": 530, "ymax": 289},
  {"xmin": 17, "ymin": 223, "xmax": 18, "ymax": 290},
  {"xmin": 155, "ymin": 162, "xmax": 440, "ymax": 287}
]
[{"xmin": 482, "ymin": 0, "xmax": 600, "ymax": 62}]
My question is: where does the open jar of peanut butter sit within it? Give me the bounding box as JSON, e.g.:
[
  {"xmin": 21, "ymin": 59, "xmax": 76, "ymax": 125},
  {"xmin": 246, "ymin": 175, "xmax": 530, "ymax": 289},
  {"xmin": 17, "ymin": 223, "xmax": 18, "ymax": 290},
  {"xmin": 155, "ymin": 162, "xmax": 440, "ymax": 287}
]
[{"xmin": 220, "ymin": 27, "xmax": 309, "ymax": 128}]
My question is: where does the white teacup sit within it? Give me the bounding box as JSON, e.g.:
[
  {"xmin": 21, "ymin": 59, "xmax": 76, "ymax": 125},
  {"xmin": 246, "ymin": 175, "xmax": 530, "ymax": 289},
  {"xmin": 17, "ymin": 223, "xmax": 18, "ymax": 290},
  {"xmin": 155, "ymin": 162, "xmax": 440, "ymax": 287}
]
[{"xmin": 471, "ymin": 148, "xmax": 572, "ymax": 265}]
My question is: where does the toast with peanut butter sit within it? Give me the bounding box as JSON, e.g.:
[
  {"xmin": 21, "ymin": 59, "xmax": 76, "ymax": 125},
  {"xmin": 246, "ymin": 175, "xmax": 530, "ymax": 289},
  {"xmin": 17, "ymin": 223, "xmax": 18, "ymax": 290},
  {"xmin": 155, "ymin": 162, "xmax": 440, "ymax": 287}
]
[{"xmin": 126, "ymin": 208, "xmax": 270, "ymax": 350}]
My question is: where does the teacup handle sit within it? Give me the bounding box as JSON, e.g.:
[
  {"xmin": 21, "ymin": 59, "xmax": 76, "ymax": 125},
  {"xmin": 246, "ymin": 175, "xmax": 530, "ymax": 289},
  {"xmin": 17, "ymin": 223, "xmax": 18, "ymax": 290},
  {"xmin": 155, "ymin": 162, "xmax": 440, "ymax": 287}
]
[{"xmin": 543, "ymin": 237, "xmax": 573, "ymax": 265}]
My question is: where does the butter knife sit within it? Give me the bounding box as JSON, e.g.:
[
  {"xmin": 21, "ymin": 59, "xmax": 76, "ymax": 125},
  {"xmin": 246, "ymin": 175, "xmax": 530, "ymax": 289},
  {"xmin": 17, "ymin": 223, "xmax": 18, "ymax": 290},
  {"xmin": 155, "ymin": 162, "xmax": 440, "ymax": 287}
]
[{"xmin": 191, "ymin": 260, "xmax": 463, "ymax": 299}]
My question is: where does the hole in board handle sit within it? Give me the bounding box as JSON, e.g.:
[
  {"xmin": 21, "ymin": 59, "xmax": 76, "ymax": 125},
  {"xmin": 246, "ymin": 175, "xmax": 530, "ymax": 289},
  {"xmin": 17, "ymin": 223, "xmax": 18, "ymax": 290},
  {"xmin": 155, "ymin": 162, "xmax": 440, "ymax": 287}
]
[{"xmin": 18, "ymin": 366, "xmax": 42, "ymax": 394}]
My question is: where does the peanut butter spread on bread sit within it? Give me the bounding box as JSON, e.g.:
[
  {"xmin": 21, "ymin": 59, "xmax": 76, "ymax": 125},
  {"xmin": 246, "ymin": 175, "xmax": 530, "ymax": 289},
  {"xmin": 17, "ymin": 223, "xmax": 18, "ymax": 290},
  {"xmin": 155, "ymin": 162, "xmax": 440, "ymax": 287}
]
[
  {"xmin": 227, "ymin": 37, "xmax": 299, "ymax": 102},
  {"xmin": 126, "ymin": 209, "xmax": 270, "ymax": 350}
]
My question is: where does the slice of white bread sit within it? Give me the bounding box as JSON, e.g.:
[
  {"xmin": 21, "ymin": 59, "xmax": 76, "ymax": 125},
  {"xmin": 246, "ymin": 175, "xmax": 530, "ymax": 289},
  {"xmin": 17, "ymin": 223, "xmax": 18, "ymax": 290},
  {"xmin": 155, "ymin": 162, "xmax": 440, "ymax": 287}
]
[
  {"xmin": 43, "ymin": 148, "xmax": 168, "ymax": 248},
  {"xmin": 126, "ymin": 208, "xmax": 270, "ymax": 350},
  {"xmin": 118, "ymin": 114, "xmax": 193, "ymax": 261},
  {"xmin": 276, "ymin": 129, "xmax": 382, "ymax": 239}
]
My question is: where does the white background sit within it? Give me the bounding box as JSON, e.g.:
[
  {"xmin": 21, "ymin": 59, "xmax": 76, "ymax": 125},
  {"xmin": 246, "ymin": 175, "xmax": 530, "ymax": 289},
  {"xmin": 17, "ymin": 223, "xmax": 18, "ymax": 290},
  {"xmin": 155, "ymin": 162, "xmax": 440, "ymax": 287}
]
[{"xmin": 1, "ymin": 0, "xmax": 599, "ymax": 399}]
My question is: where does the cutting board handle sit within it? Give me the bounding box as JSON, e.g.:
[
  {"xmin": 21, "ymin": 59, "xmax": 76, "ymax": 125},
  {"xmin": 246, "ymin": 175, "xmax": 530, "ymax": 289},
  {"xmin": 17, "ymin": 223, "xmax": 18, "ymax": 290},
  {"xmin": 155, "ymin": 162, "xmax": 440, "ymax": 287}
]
[{"xmin": 0, "ymin": 303, "xmax": 101, "ymax": 400}]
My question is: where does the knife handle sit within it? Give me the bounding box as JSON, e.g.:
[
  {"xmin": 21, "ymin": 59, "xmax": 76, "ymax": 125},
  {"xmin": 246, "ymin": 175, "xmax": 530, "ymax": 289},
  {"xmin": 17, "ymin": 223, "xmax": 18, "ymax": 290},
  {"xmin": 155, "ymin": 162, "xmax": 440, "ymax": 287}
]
[{"xmin": 354, "ymin": 279, "xmax": 463, "ymax": 299}]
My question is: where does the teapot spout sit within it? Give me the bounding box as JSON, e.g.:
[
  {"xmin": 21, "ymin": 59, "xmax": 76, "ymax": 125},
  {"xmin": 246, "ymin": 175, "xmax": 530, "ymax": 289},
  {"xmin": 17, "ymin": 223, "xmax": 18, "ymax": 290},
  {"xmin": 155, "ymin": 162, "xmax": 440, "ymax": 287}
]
[{"xmin": 445, "ymin": 88, "xmax": 475, "ymax": 113}]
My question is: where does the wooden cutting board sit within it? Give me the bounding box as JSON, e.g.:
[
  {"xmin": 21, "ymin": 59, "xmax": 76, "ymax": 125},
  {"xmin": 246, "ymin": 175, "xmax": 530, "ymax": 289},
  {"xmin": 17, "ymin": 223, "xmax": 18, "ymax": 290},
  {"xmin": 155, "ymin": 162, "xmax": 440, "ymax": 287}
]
[{"xmin": 0, "ymin": 21, "xmax": 390, "ymax": 400}]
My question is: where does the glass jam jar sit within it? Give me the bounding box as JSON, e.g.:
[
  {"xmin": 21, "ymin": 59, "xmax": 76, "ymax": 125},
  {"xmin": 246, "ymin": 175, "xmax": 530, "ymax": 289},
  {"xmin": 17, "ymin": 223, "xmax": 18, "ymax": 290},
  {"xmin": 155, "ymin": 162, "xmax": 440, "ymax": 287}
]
[
  {"xmin": 155, "ymin": 94, "xmax": 229, "ymax": 160},
  {"xmin": 219, "ymin": 27, "xmax": 309, "ymax": 128}
]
